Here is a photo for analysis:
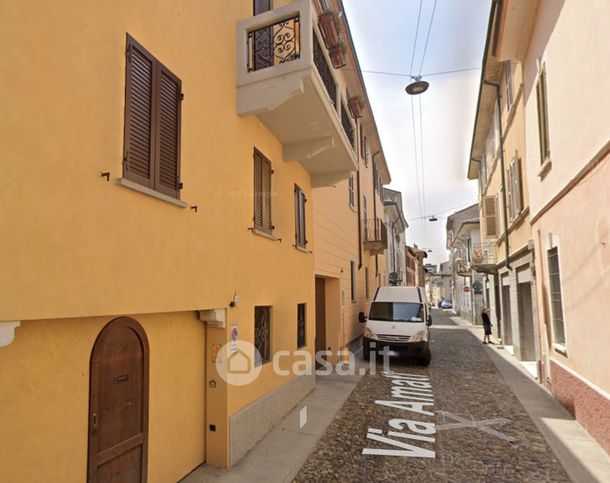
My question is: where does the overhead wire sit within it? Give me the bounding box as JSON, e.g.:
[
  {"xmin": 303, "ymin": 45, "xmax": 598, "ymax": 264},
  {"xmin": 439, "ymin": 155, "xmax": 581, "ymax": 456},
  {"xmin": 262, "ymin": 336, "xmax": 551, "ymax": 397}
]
[
  {"xmin": 418, "ymin": 95, "xmax": 427, "ymax": 247},
  {"xmin": 407, "ymin": 0, "xmax": 427, "ymax": 246},
  {"xmin": 417, "ymin": 0, "xmax": 439, "ymax": 76},
  {"xmin": 415, "ymin": 0, "xmax": 439, "ymax": 247},
  {"xmin": 360, "ymin": 66, "xmax": 480, "ymax": 78},
  {"xmin": 408, "ymin": 201, "xmax": 479, "ymax": 222},
  {"xmin": 410, "ymin": 96, "xmax": 424, "ymax": 222},
  {"xmin": 408, "ymin": 0, "xmax": 424, "ymax": 77}
]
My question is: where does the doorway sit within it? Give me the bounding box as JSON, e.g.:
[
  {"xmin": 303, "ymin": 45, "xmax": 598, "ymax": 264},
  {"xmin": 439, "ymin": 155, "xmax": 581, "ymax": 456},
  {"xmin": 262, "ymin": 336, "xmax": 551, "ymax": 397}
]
[
  {"xmin": 518, "ymin": 281, "xmax": 536, "ymax": 360},
  {"xmin": 88, "ymin": 317, "xmax": 149, "ymax": 483},
  {"xmin": 315, "ymin": 277, "xmax": 326, "ymax": 362}
]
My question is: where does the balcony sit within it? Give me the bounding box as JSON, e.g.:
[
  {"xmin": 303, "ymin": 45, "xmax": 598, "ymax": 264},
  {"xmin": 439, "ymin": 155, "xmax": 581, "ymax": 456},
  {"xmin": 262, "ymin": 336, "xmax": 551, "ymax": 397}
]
[
  {"xmin": 363, "ymin": 218, "xmax": 388, "ymax": 255},
  {"xmin": 237, "ymin": 0, "xmax": 358, "ymax": 187},
  {"xmin": 470, "ymin": 241, "xmax": 497, "ymax": 273}
]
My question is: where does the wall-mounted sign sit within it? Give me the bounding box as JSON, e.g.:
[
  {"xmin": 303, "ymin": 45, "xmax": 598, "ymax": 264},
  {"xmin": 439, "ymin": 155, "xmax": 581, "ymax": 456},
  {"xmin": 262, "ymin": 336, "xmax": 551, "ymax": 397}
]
[
  {"xmin": 472, "ymin": 281, "xmax": 483, "ymax": 294},
  {"xmin": 463, "ymin": 286, "xmax": 471, "ymax": 292}
]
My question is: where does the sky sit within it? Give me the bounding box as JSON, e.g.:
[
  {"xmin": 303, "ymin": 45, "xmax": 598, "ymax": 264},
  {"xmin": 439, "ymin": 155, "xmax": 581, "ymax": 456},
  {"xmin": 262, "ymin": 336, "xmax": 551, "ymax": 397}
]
[{"xmin": 343, "ymin": 0, "xmax": 492, "ymax": 266}]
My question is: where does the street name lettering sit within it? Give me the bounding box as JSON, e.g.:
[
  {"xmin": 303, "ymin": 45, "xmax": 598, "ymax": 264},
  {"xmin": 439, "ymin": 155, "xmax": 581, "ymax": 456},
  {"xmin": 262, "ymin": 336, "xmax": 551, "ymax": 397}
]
[{"xmin": 363, "ymin": 371, "xmax": 436, "ymax": 458}]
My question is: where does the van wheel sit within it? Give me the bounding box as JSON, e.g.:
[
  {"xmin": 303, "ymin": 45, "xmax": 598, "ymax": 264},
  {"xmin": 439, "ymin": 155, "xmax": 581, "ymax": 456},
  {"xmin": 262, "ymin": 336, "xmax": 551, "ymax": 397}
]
[
  {"xmin": 362, "ymin": 344, "xmax": 370, "ymax": 361},
  {"xmin": 418, "ymin": 349, "xmax": 431, "ymax": 366}
]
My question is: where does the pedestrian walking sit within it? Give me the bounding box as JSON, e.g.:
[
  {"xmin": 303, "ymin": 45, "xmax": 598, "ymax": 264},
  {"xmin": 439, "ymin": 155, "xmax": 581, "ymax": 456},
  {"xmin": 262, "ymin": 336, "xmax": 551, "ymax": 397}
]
[{"xmin": 481, "ymin": 308, "xmax": 493, "ymax": 344}]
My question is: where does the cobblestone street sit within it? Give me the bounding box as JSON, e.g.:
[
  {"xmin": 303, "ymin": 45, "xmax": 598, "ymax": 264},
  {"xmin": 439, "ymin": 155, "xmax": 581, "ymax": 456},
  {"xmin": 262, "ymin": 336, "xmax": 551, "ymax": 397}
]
[{"xmin": 295, "ymin": 310, "xmax": 571, "ymax": 482}]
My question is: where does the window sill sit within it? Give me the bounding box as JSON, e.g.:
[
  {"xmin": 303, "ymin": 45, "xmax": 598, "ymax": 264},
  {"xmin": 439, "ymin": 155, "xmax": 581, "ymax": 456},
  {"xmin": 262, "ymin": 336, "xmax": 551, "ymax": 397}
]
[
  {"xmin": 251, "ymin": 228, "xmax": 280, "ymax": 242},
  {"xmin": 508, "ymin": 206, "xmax": 530, "ymax": 231},
  {"xmin": 538, "ymin": 159, "xmax": 552, "ymax": 179},
  {"xmin": 294, "ymin": 245, "xmax": 310, "ymax": 254},
  {"xmin": 117, "ymin": 178, "xmax": 188, "ymax": 208},
  {"xmin": 553, "ymin": 343, "xmax": 568, "ymax": 356}
]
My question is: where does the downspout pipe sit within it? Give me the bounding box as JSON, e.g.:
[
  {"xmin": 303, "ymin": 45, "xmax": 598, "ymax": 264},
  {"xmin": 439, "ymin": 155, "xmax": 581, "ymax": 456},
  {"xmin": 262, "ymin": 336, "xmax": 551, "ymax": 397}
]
[{"xmin": 483, "ymin": 80, "xmax": 511, "ymax": 270}]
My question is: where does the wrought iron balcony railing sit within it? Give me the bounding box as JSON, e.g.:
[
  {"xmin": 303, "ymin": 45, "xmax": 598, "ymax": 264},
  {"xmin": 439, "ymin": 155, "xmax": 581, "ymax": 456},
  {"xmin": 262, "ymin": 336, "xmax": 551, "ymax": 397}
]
[
  {"xmin": 247, "ymin": 15, "xmax": 301, "ymax": 72},
  {"xmin": 236, "ymin": 1, "xmax": 358, "ymax": 187},
  {"xmin": 470, "ymin": 241, "xmax": 497, "ymax": 269},
  {"xmin": 363, "ymin": 218, "xmax": 388, "ymax": 254},
  {"xmin": 312, "ymin": 32, "xmax": 337, "ymax": 109}
]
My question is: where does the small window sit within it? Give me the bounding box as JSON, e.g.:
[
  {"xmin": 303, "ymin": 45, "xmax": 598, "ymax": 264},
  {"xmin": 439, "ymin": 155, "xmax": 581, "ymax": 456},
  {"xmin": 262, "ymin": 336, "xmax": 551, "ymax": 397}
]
[
  {"xmin": 348, "ymin": 175, "xmax": 355, "ymax": 208},
  {"xmin": 536, "ymin": 66, "xmax": 551, "ymax": 164},
  {"xmin": 254, "ymin": 149, "xmax": 273, "ymax": 234},
  {"xmin": 350, "ymin": 260, "xmax": 356, "ymax": 302},
  {"xmin": 254, "ymin": 306, "xmax": 271, "ymax": 365},
  {"xmin": 547, "ymin": 247, "xmax": 566, "ymax": 347},
  {"xmin": 123, "ymin": 35, "xmax": 182, "ymax": 199},
  {"xmin": 484, "ymin": 196, "xmax": 498, "ymax": 238},
  {"xmin": 365, "ymin": 267, "xmax": 370, "ymax": 300},
  {"xmin": 294, "ymin": 185, "xmax": 307, "ymax": 248},
  {"xmin": 297, "ymin": 304, "xmax": 306, "ymax": 348},
  {"xmin": 363, "ymin": 137, "xmax": 369, "ymax": 167},
  {"xmin": 504, "ymin": 61, "xmax": 513, "ymax": 111}
]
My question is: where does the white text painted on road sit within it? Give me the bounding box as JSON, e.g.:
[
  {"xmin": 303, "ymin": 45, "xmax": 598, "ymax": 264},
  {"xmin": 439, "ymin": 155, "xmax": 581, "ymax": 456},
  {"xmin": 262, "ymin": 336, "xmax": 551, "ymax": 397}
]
[{"xmin": 363, "ymin": 372, "xmax": 436, "ymax": 458}]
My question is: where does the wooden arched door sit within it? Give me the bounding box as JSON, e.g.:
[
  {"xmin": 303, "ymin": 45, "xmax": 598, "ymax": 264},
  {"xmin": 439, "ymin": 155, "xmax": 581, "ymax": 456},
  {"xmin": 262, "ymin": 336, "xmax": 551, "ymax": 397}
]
[{"xmin": 88, "ymin": 317, "xmax": 149, "ymax": 483}]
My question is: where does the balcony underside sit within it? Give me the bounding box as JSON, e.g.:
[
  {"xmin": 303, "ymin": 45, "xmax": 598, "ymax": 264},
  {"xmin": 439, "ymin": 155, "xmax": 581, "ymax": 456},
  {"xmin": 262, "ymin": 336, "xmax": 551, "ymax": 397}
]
[
  {"xmin": 237, "ymin": 70, "xmax": 357, "ymax": 187},
  {"xmin": 363, "ymin": 241, "xmax": 386, "ymax": 255},
  {"xmin": 471, "ymin": 263, "xmax": 497, "ymax": 274}
]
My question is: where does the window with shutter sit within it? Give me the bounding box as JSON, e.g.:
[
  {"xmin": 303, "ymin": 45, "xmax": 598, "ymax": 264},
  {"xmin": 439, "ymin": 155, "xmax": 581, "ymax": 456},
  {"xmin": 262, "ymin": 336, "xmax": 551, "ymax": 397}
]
[
  {"xmin": 294, "ymin": 185, "xmax": 307, "ymax": 248},
  {"xmin": 254, "ymin": 0, "xmax": 272, "ymax": 15},
  {"xmin": 536, "ymin": 66, "xmax": 551, "ymax": 164},
  {"xmin": 253, "ymin": 0, "xmax": 274, "ymax": 69},
  {"xmin": 506, "ymin": 162, "xmax": 514, "ymax": 221},
  {"xmin": 123, "ymin": 35, "xmax": 182, "ymax": 199},
  {"xmin": 484, "ymin": 196, "xmax": 498, "ymax": 238},
  {"xmin": 362, "ymin": 194, "xmax": 368, "ymax": 240},
  {"xmin": 514, "ymin": 156, "xmax": 523, "ymax": 215},
  {"xmin": 254, "ymin": 149, "xmax": 273, "ymax": 234}
]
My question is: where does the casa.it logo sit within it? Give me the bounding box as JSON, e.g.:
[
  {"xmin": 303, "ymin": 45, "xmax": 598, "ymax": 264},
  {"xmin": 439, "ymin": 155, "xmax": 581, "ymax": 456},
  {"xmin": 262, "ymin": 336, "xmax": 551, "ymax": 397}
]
[{"xmin": 215, "ymin": 341, "xmax": 262, "ymax": 386}]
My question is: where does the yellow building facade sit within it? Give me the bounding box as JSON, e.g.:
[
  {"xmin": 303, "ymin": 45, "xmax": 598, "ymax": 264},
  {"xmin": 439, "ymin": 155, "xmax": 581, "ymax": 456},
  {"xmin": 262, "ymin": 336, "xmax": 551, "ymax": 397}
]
[
  {"xmin": 0, "ymin": 0, "xmax": 375, "ymax": 480},
  {"xmin": 467, "ymin": 2, "xmax": 538, "ymax": 364},
  {"xmin": 311, "ymin": 41, "xmax": 391, "ymax": 361}
]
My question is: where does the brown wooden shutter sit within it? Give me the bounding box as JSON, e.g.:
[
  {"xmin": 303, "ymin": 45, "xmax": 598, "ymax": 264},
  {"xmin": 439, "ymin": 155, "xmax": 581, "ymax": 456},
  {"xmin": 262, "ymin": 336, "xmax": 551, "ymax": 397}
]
[
  {"xmin": 536, "ymin": 68, "xmax": 550, "ymax": 163},
  {"xmin": 254, "ymin": 152, "xmax": 263, "ymax": 229},
  {"xmin": 506, "ymin": 162, "xmax": 514, "ymax": 221},
  {"xmin": 294, "ymin": 186, "xmax": 307, "ymax": 247},
  {"xmin": 253, "ymin": 0, "xmax": 274, "ymax": 70},
  {"xmin": 254, "ymin": 149, "xmax": 273, "ymax": 234},
  {"xmin": 484, "ymin": 196, "xmax": 498, "ymax": 237},
  {"xmin": 124, "ymin": 37, "xmax": 155, "ymax": 188},
  {"xmin": 515, "ymin": 157, "xmax": 523, "ymax": 214},
  {"xmin": 254, "ymin": 0, "xmax": 272, "ymax": 15},
  {"xmin": 262, "ymin": 157, "xmax": 272, "ymax": 232},
  {"xmin": 155, "ymin": 67, "xmax": 181, "ymax": 198}
]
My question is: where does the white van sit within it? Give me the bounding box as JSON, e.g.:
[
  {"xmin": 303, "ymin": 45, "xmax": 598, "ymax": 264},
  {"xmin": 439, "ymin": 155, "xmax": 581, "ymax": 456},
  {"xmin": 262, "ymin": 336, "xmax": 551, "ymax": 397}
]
[{"xmin": 359, "ymin": 286, "xmax": 432, "ymax": 365}]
